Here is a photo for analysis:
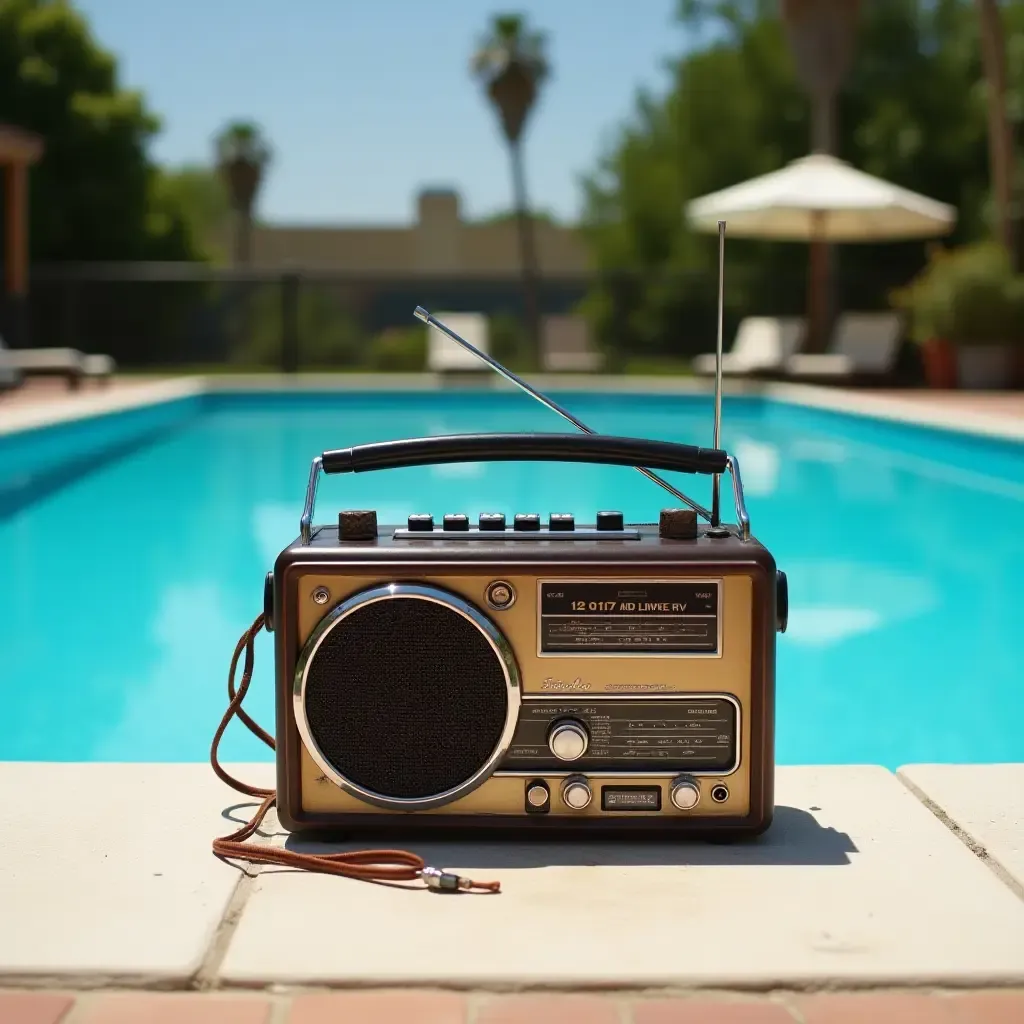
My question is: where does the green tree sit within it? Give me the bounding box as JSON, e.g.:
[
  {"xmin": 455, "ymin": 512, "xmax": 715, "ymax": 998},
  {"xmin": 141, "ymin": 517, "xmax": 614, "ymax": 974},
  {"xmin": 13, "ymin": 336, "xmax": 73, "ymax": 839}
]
[
  {"xmin": 215, "ymin": 120, "xmax": 271, "ymax": 266},
  {"xmin": 975, "ymin": 0, "xmax": 1021, "ymax": 267},
  {"xmin": 153, "ymin": 165, "xmax": 232, "ymax": 263},
  {"xmin": 471, "ymin": 13, "xmax": 550, "ymax": 360},
  {"xmin": 581, "ymin": 0, "xmax": 1008, "ymax": 359},
  {"xmin": 0, "ymin": 0, "xmax": 200, "ymax": 261}
]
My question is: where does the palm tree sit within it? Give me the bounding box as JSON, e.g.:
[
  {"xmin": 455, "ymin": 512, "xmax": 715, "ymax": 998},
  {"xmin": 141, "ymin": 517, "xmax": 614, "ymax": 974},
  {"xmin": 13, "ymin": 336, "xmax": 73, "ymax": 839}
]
[
  {"xmin": 779, "ymin": 0, "xmax": 862, "ymax": 352},
  {"xmin": 215, "ymin": 121, "xmax": 272, "ymax": 266},
  {"xmin": 471, "ymin": 14, "xmax": 549, "ymax": 361},
  {"xmin": 975, "ymin": 0, "xmax": 1019, "ymax": 270}
]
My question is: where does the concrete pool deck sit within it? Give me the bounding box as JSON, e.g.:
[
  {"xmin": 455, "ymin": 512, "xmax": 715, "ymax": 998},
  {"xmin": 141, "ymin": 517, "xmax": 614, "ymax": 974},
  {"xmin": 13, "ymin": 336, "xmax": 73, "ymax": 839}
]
[{"xmin": 0, "ymin": 763, "xmax": 1022, "ymax": 1020}]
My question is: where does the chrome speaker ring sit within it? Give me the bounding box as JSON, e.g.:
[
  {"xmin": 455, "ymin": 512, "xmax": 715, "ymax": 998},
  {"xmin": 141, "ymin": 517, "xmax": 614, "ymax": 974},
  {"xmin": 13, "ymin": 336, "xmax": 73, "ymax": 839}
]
[{"xmin": 293, "ymin": 582, "xmax": 521, "ymax": 811}]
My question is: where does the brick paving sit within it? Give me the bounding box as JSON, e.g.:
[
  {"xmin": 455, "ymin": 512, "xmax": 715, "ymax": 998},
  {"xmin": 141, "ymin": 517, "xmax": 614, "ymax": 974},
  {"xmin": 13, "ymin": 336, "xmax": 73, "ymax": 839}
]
[{"xmin": 2, "ymin": 989, "xmax": 1023, "ymax": 1024}]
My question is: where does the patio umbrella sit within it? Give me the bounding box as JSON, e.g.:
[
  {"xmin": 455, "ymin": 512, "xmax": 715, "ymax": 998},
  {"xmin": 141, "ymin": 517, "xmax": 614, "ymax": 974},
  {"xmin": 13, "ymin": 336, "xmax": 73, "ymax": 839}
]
[{"xmin": 685, "ymin": 154, "xmax": 957, "ymax": 350}]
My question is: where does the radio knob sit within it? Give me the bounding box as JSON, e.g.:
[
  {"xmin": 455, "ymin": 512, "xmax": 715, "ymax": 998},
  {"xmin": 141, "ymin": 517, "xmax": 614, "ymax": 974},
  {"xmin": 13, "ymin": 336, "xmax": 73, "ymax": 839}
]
[
  {"xmin": 548, "ymin": 719, "xmax": 589, "ymax": 761},
  {"xmin": 548, "ymin": 513, "xmax": 575, "ymax": 531},
  {"xmin": 596, "ymin": 510, "xmax": 624, "ymax": 531},
  {"xmin": 442, "ymin": 514, "xmax": 469, "ymax": 531},
  {"xmin": 670, "ymin": 778, "xmax": 701, "ymax": 810},
  {"xmin": 514, "ymin": 513, "xmax": 541, "ymax": 531},
  {"xmin": 561, "ymin": 776, "xmax": 592, "ymax": 810}
]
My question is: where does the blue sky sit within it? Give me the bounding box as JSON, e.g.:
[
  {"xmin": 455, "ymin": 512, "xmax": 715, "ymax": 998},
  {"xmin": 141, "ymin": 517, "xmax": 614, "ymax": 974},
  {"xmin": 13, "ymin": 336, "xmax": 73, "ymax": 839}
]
[{"xmin": 75, "ymin": 0, "xmax": 694, "ymax": 226}]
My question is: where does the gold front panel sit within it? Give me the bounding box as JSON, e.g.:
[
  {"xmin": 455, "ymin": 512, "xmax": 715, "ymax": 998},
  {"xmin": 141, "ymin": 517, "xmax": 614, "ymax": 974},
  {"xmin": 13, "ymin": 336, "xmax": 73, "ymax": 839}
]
[{"xmin": 293, "ymin": 569, "xmax": 753, "ymax": 818}]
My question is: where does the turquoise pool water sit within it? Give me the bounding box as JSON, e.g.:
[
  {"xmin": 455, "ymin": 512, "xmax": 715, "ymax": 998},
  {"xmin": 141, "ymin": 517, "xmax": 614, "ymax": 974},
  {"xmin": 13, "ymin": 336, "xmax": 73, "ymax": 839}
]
[{"xmin": 2, "ymin": 390, "xmax": 1022, "ymax": 767}]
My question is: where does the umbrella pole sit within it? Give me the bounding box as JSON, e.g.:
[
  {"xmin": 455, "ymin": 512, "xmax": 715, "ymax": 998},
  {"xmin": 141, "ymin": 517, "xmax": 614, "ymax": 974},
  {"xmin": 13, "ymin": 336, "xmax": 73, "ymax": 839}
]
[{"xmin": 807, "ymin": 211, "xmax": 831, "ymax": 353}]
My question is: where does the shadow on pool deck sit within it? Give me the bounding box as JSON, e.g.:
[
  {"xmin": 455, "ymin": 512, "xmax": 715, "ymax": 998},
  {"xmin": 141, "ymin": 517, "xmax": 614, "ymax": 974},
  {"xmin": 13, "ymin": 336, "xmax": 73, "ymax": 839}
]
[{"xmin": 220, "ymin": 799, "xmax": 858, "ymax": 869}]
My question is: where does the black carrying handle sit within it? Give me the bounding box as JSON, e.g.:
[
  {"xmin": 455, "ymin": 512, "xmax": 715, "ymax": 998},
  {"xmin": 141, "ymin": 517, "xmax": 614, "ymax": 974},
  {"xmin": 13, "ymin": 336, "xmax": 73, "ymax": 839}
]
[{"xmin": 321, "ymin": 433, "xmax": 728, "ymax": 476}]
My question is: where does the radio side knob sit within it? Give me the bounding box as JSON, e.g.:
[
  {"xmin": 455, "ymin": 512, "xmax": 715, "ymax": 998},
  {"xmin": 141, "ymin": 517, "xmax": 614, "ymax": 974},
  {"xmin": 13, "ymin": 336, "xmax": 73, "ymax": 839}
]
[
  {"xmin": 561, "ymin": 776, "xmax": 592, "ymax": 810},
  {"xmin": 670, "ymin": 777, "xmax": 701, "ymax": 810},
  {"xmin": 548, "ymin": 719, "xmax": 589, "ymax": 761}
]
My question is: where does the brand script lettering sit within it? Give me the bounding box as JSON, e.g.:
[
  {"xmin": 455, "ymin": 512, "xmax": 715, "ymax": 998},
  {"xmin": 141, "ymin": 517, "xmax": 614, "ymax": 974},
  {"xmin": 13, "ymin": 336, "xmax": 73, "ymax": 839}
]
[{"xmin": 540, "ymin": 676, "xmax": 591, "ymax": 691}]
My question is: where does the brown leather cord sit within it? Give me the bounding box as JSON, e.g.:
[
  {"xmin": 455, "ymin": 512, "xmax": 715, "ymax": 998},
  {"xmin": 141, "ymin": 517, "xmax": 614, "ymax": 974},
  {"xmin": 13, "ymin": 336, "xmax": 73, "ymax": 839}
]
[{"xmin": 211, "ymin": 613, "xmax": 501, "ymax": 893}]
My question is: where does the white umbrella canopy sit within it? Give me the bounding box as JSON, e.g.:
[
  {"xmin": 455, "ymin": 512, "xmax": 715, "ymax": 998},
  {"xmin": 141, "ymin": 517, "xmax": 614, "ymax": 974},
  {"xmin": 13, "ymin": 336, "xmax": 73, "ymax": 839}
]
[{"xmin": 686, "ymin": 153, "xmax": 956, "ymax": 242}]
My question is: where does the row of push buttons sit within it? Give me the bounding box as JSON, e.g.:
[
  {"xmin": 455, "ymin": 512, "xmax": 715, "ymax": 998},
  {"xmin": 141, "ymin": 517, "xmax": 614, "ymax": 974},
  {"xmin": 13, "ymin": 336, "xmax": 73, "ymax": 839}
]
[{"xmin": 406, "ymin": 511, "xmax": 626, "ymax": 532}]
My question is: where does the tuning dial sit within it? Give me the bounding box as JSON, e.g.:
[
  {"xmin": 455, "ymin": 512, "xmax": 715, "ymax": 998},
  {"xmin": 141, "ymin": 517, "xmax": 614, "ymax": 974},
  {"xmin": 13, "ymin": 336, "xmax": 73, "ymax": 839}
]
[
  {"xmin": 561, "ymin": 776, "xmax": 592, "ymax": 810},
  {"xmin": 670, "ymin": 777, "xmax": 701, "ymax": 810},
  {"xmin": 548, "ymin": 719, "xmax": 589, "ymax": 761}
]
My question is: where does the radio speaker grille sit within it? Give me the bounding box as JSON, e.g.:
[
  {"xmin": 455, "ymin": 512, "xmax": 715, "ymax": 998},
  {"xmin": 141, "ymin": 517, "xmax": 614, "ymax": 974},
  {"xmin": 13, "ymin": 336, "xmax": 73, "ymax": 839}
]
[{"xmin": 302, "ymin": 595, "xmax": 511, "ymax": 800}]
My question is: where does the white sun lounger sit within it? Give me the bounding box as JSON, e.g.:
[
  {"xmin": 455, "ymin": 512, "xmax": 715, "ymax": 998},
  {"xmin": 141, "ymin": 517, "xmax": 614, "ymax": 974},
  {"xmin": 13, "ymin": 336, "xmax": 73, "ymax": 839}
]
[
  {"xmin": 783, "ymin": 312, "xmax": 904, "ymax": 383},
  {"xmin": 541, "ymin": 314, "xmax": 604, "ymax": 372},
  {"xmin": 0, "ymin": 336, "xmax": 116, "ymax": 391},
  {"xmin": 692, "ymin": 317, "xmax": 805, "ymax": 376},
  {"xmin": 426, "ymin": 312, "xmax": 490, "ymax": 374}
]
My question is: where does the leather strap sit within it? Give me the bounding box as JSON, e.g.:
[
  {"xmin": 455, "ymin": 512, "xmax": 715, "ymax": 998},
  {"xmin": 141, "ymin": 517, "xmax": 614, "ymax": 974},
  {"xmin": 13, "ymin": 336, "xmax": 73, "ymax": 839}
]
[{"xmin": 210, "ymin": 613, "xmax": 501, "ymax": 892}]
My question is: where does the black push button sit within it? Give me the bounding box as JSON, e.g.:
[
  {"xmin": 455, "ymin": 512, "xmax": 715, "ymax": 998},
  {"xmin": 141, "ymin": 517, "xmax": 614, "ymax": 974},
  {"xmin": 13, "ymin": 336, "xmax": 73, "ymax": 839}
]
[
  {"xmin": 596, "ymin": 510, "xmax": 624, "ymax": 531},
  {"xmin": 407, "ymin": 514, "xmax": 434, "ymax": 532},
  {"xmin": 549, "ymin": 513, "xmax": 575, "ymax": 532},
  {"xmin": 443, "ymin": 514, "xmax": 469, "ymax": 531},
  {"xmin": 514, "ymin": 513, "xmax": 541, "ymax": 531},
  {"xmin": 479, "ymin": 513, "xmax": 506, "ymax": 531}
]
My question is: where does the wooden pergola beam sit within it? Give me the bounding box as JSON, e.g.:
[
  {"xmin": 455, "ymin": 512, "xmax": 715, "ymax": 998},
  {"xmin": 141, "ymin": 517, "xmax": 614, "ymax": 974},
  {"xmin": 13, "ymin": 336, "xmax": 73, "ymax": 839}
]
[{"xmin": 1, "ymin": 124, "xmax": 44, "ymax": 302}]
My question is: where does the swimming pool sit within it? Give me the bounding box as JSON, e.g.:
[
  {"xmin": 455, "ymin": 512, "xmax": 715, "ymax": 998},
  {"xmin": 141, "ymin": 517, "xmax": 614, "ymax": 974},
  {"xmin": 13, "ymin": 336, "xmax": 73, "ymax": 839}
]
[{"xmin": 2, "ymin": 389, "xmax": 1022, "ymax": 768}]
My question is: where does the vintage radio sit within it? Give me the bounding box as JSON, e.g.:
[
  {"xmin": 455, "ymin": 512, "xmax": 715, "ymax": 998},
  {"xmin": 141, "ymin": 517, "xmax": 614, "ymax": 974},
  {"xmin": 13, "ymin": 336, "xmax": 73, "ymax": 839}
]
[{"xmin": 211, "ymin": 224, "xmax": 787, "ymax": 891}]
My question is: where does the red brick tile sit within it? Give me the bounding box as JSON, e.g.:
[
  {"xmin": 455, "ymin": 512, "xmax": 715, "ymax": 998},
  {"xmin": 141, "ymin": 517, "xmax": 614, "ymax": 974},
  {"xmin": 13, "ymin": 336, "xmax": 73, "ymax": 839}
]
[
  {"xmin": 0, "ymin": 992, "xmax": 74, "ymax": 1024},
  {"xmin": 632, "ymin": 996, "xmax": 795, "ymax": 1024},
  {"xmin": 794, "ymin": 992, "xmax": 957, "ymax": 1024},
  {"xmin": 78, "ymin": 992, "xmax": 271, "ymax": 1024},
  {"xmin": 948, "ymin": 990, "xmax": 1024, "ymax": 1024},
  {"xmin": 475, "ymin": 995, "xmax": 620, "ymax": 1024},
  {"xmin": 287, "ymin": 990, "xmax": 466, "ymax": 1024}
]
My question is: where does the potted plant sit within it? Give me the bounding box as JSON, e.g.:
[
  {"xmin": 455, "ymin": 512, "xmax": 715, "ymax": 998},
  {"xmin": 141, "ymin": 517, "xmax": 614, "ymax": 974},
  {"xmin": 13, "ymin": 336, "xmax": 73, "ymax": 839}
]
[
  {"xmin": 892, "ymin": 248, "xmax": 958, "ymax": 388},
  {"xmin": 894, "ymin": 243, "xmax": 1024, "ymax": 389}
]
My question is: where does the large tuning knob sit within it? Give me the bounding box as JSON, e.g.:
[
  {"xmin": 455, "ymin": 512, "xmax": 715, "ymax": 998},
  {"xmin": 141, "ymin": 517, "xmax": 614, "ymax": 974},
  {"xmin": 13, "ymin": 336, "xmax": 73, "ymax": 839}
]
[{"xmin": 548, "ymin": 719, "xmax": 589, "ymax": 761}]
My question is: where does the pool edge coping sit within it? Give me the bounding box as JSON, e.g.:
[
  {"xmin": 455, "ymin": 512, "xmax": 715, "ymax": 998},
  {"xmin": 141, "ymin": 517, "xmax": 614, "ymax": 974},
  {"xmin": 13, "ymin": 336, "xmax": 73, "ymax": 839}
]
[{"xmin": 0, "ymin": 373, "xmax": 1022, "ymax": 445}]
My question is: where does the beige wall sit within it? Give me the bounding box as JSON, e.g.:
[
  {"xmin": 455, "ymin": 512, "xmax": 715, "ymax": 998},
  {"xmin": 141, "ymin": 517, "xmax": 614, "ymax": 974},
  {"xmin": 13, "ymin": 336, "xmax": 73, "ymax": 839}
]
[{"xmin": 216, "ymin": 189, "xmax": 591, "ymax": 276}]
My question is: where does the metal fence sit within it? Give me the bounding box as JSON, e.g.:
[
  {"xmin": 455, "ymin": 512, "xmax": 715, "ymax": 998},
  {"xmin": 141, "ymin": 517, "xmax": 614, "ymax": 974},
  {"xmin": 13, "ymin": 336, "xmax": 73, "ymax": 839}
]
[
  {"xmin": 25, "ymin": 265, "xmax": 591, "ymax": 372},
  {"xmin": 21, "ymin": 252, "xmax": 923, "ymax": 374}
]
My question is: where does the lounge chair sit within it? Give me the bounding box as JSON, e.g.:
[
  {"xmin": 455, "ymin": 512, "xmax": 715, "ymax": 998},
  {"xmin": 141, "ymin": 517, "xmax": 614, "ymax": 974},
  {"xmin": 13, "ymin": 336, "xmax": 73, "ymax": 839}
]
[
  {"xmin": 692, "ymin": 317, "xmax": 805, "ymax": 377},
  {"xmin": 426, "ymin": 312, "xmax": 490, "ymax": 375},
  {"xmin": 782, "ymin": 312, "xmax": 904, "ymax": 385},
  {"xmin": 540, "ymin": 315, "xmax": 604, "ymax": 372},
  {"xmin": 0, "ymin": 335, "xmax": 116, "ymax": 391}
]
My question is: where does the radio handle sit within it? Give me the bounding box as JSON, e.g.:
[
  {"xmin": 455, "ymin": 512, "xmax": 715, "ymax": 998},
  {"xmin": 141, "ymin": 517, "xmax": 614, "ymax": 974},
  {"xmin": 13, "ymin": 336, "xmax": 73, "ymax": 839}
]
[
  {"xmin": 323, "ymin": 433, "xmax": 726, "ymax": 476},
  {"xmin": 299, "ymin": 433, "xmax": 750, "ymax": 543}
]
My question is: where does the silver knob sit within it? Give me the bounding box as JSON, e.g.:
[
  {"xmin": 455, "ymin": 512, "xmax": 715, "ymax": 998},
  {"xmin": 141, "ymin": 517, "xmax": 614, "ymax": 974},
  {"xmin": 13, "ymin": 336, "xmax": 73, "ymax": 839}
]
[
  {"xmin": 548, "ymin": 720, "xmax": 589, "ymax": 761},
  {"xmin": 670, "ymin": 778, "xmax": 701, "ymax": 810},
  {"xmin": 526, "ymin": 782, "xmax": 549, "ymax": 808},
  {"xmin": 561, "ymin": 776, "xmax": 592, "ymax": 810}
]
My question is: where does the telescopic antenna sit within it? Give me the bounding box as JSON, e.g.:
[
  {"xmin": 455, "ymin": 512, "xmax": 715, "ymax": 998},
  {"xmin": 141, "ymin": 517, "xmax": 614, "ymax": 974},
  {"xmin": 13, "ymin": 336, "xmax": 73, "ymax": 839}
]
[
  {"xmin": 413, "ymin": 306, "xmax": 714, "ymax": 523},
  {"xmin": 711, "ymin": 220, "xmax": 726, "ymax": 527}
]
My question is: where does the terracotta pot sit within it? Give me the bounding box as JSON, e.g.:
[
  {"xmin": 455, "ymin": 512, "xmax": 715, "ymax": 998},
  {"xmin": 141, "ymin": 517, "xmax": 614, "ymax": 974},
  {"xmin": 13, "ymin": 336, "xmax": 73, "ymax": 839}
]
[{"xmin": 919, "ymin": 337, "xmax": 958, "ymax": 389}]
